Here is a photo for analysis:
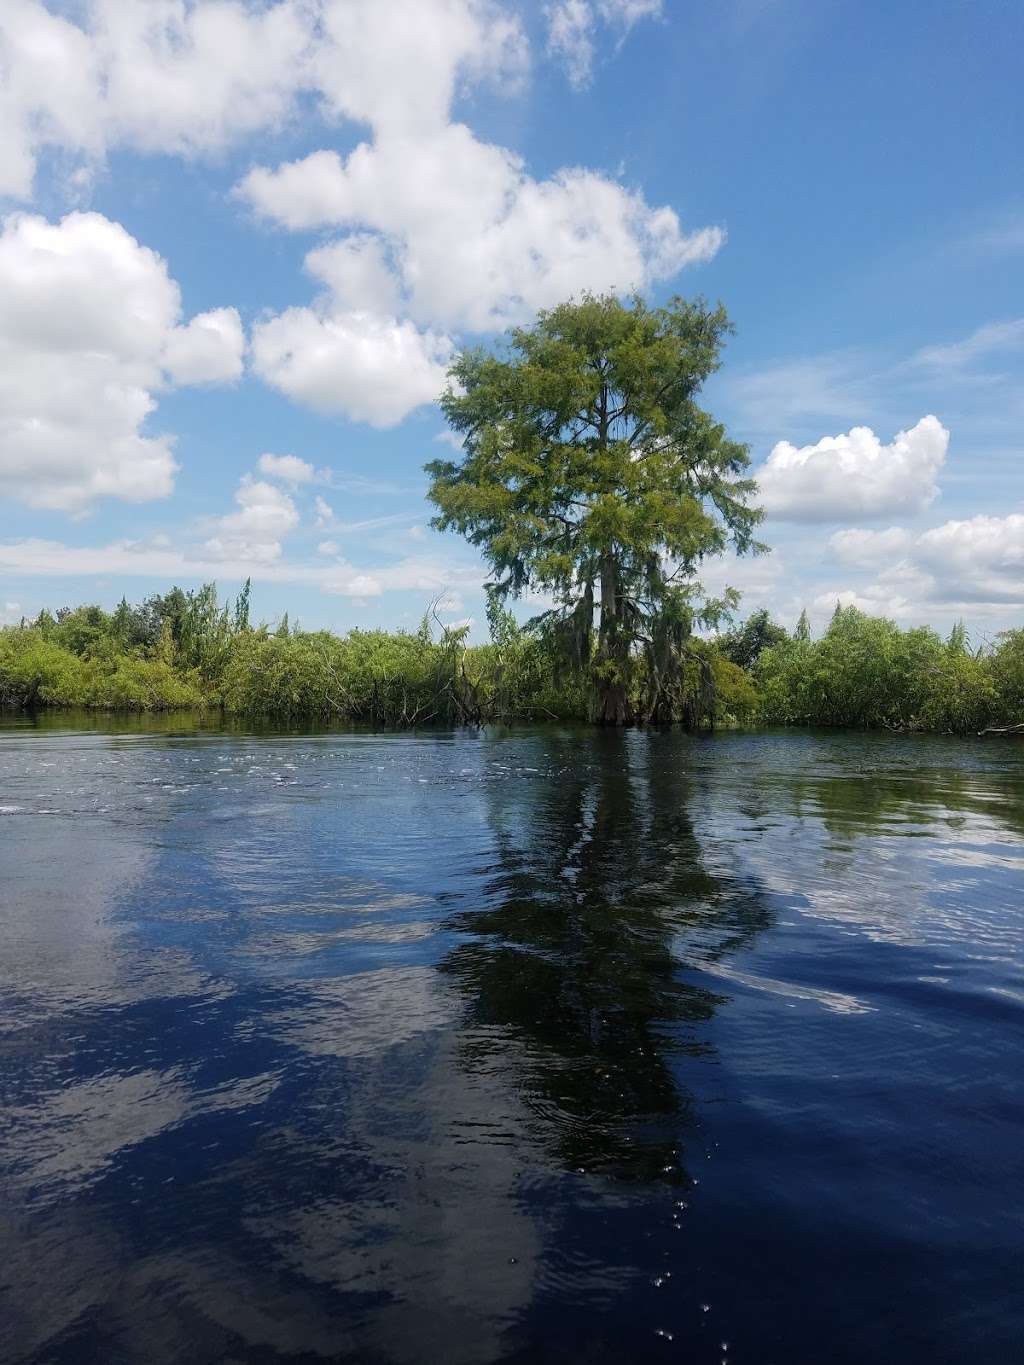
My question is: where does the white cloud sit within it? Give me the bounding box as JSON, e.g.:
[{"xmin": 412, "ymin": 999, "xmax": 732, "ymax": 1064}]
[
  {"xmin": 0, "ymin": 0, "xmax": 529, "ymax": 199},
  {"xmin": 310, "ymin": 0, "xmax": 527, "ymax": 135},
  {"xmin": 202, "ymin": 476, "xmax": 299, "ymax": 563},
  {"xmin": 314, "ymin": 496, "xmax": 336, "ymax": 528},
  {"xmin": 756, "ymin": 416, "xmax": 949, "ymax": 523},
  {"xmin": 241, "ymin": 128, "xmax": 721, "ymax": 333},
  {"xmin": 163, "ymin": 308, "xmax": 245, "ymax": 386},
  {"xmin": 344, "ymin": 573, "xmax": 383, "ymax": 598},
  {"xmin": 913, "ymin": 318, "xmax": 1024, "ymax": 373},
  {"xmin": 698, "ymin": 546, "xmax": 786, "ymax": 605},
  {"xmin": 811, "ymin": 587, "xmax": 918, "ymax": 621},
  {"xmin": 317, "ymin": 539, "xmax": 340, "ymax": 556},
  {"xmin": 812, "ymin": 512, "xmax": 1024, "ymax": 624},
  {"xmin": 828, "ymin": 526, "xmax": 914, "ymax": 567},
  {"xmin": 251, "ymin": 306, "xmax": 452, "ymax": 427},
  {"xmin": 305, "ymin": 234, "xmax": 401, "ymax": 314},
  {"xmin": 2, "ymin": 3, "xmax": 718, "ymax": 432},
  {"xmin": 0, "ymin": 210, "xmax": 241, "ymax": 512},
  {"xmin": 257, "ymin": 452, "xmax": 315, "ymax": 484},
  {"xmin": 0, "ymin": 0, "xmax": 313, "ymax": 199},
  {"xmin": 546, "ymin": 1, "xmax": 595, "ymax": 88},
  {"xmin": 230, "ymin": 0, "xmax": 718, "ymax": 411},
  {"xmin": 915, "ymin": 513, "xmax": 1024, "ymax": 604},
  {"xmin": 546, "ymin": 0, "xmax": 661, "ymax": 89},
  {"xmin": 0, "ymin": 535, "xmax": 485, "ymax": 602}
]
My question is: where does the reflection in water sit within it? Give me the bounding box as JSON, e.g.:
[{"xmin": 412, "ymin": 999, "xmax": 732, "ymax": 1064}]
[
  {"xmin": 441, "ymin": 733, "xmax": 771, "ymax": 1185},
  {"xmin": 0, "ymin": 723, "xmax": 1022, "ymax": 1363}
]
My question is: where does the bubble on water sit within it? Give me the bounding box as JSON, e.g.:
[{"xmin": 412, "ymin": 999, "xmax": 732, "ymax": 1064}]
[
  {"xmin": 652, "ymin": 1276, "xmax": 665, "ymax": 1287},
  {"xmin": 654, "ymin": 1329, "xmax": 674, "ymax": 1342},
  {"xmin": 701, "ymin": 1303, "xmax": 711, "ymax": 1313}
]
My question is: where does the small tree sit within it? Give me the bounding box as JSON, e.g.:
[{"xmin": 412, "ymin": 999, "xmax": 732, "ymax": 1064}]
[
  {"xmin": 426, "ymin": 293, "xmax": 764, "ymax": 724},
  {"xmin": 717, "ymin": 607, "xmax": 789, "ymax": 671}
]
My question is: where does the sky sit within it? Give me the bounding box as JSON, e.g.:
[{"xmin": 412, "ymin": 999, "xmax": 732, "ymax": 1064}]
[{"xmin": 0, "ymin": 0, "xmax": 1021, "ymax": 643}]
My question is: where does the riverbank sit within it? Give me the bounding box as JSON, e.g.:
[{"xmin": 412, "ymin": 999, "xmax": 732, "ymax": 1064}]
[{"xmin": 3, "ymin": 587, "xmax": 1022, "ymax": 733}]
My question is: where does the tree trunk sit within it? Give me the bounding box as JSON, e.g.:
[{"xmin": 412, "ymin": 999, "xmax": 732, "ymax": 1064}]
[{"xmin": 595, "ymin": 552, "xmax": 633, "ymax": 725}]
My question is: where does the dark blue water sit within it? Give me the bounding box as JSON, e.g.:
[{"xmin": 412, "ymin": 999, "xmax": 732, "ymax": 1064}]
[{"xmin": 1, "ymin": 717, "xmax": 1022, "ymax": 1363}]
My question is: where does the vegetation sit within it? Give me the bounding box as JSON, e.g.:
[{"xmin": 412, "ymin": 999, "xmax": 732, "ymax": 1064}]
[
  {"xmin": 1, "ymin": 296, "xmax": 1020, "ymax": 736},
  {"xmin": 426, "ymin": 293, "xmax": 763, "ymax": 725},
  {"xmin": 1, "ymin": 585, "xmax": 1021, "ymax": 735}
]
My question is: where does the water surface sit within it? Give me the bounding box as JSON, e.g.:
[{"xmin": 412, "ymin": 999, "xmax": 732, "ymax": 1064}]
[{"xmin": 1, "ymin": 717, "xmax": 1022, "ymax": 1362}]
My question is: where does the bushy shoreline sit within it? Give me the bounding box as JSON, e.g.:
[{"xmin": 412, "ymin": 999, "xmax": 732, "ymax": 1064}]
[{"xmin": 2, "ymin": 586, "xmax": 1021, "ymax": 734}]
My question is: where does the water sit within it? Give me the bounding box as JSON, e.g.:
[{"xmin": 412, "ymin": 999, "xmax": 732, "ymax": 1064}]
[{"xmin": 1, "ymin": 715, "xmax": 1022, "ymax": 1363}]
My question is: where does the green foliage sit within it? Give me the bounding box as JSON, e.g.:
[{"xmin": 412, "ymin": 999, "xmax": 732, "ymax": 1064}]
[
  {"xmin": 753, "ymin": 607, "xmax": 1016, "ymax": 735},
  {"xmin": 426, "ymin": 292, "xmax": 764, "ymax": 724},
  {"xmin": 990, "ymin": 629, "xmax": 1024, "ymax": 720},
  {"xmin": 717, "ymin": 607, "xmax": 789, "ymax": 670},
  {"xmin": 0, "ymin": 626, "xmax": 203, "ymax": 710},
  {"xmin": 2, "ymin": 583, "xmax": 1022, "ymax": 735},
  {"xmin": 711, "ymin": 654, "xmax": 760, "ymax": 725}
]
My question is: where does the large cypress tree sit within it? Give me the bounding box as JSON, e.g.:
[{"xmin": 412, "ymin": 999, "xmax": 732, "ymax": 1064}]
[{"xmin": 426, "ymin": 293, "xmax": 765, "ymax": 724}]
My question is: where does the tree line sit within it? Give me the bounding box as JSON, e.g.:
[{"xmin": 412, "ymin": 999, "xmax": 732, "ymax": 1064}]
[{"xmin": 1, "ymin": 587, "xmax": 1021, "ymax": 734}]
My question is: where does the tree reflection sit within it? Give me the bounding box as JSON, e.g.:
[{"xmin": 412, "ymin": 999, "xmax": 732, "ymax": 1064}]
[{"xmin": 439, "ymin": 730, "xmax": 773, "ymax": 1184}]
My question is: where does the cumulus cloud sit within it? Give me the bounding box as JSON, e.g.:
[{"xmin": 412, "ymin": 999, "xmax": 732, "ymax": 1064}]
[
  {"xmin": 257, "ymin": 453, "xmax": 315, "ymax": 484},
  {"xmin": 2, "ymin": 3, "xmax": 718, "ymax": 432},
  {"xmin": 201, "ymin": 476, "xmax": 299, "ymax": 563},
  {"xmin": 828, "ymin": 526, "xmax": 914, "ymax": 567},
  {"xmin": 0, "ymin": 0, "xmax": 313, "ymax": 198},
  {"xmin": 251, "ymin": 307, "xmax": 452, "ymax": 428},
  {"xmin": 163, "ymin": 308, "xmax": 245, "ymax": 386},
  {"xmin": 240, "ymin": 129, "xmax": 721, "ymax": 334},
  {"xmin": 0, "ymin": 0, "xmax": 528, "ymax": 199},
  {"xmin": 229, "ymin": 1, "xmax": 717, "ymax": 430},
  {"xmin": 0, "ymin": 210, "xmax": 243, "ymax": 512},
  {"xmin": 811, "ymin": 587, "xmax": 918, "ymax": 621},
  {"xmin": 305, "ymin": 235, "xmax": 401, "ymax": 315},
  {"xmin": 814, "ymin": 512, "xmax": 1024, "ymax": 622},
  {"xmin": 914, "ymin": 514, "xmax": 1024, "ymax": 604},
  {"xmin": 309, "ymin": 0, "xmax": 527, "ymax": 135},
  {"xmin": 756, "ymin": 416, "xmax": 949, "ymax": 523}
]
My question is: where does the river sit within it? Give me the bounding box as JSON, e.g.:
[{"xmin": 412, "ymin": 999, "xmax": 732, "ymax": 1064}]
[{"xmin": 1, "ymin": 716, "xmax": 1021, "ymax": 1362}]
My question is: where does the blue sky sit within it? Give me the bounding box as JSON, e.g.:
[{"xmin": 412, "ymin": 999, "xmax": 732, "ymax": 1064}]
[{"xmin": 0, "ymin": 0, "xmax": 1021, "ymax": 641}]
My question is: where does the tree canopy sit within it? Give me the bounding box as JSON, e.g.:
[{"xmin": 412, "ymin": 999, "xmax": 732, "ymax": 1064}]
[
  {"xmin": 717, "ymin": 607, "xmax": 790, "ymax": 671},
  {"xmin": 425, "ymin": 293, "xmax": 764, "ymax": 723}
]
